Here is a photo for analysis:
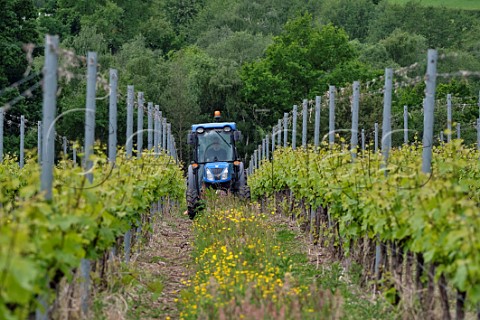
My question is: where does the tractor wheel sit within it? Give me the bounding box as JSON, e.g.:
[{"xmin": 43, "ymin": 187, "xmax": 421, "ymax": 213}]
[
  {"xmin": 186, "ymin": 187, "xmax": 199, "ymax": 219},
  {"xmin": 238, "ymin": 185, "xmax": 251, "ymax": 200},
  {"xmin": 234, "ymin": 162, "xmax": 250, "ymax": 200},
  {"xmin": 187, "ymin": 164, "xmax": 200, "ymax": 219}
]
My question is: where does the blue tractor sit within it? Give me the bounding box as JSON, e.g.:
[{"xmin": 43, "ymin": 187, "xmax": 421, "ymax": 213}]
[{"xmin": 186, "ymin": 111, "xmax": 250, "ymax": 218}]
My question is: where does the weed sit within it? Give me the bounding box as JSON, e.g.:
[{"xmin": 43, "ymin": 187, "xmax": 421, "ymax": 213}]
[{"xmin": 178, "ymin": 196, "xmax": 395, "ymax": 319}]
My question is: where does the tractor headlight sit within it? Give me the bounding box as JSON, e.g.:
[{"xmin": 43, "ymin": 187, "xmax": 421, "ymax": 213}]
[
  {"xmin": 206, "ymin": 168, "xmax": 214, "ymax": 180},
  {"xmin": 221, "ymin": 167, "xmax": 229, "ymax": 180}
]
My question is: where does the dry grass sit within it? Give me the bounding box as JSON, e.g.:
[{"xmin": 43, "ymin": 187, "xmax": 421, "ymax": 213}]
[{"xmin": 31, "ymin": 201, "xmax": 193, "ymax": 320}]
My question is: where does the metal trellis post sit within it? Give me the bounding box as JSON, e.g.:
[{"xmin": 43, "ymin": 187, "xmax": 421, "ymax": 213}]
[
  {"xmin": 137, "ymin": 92, "xmax": 144, "ymax": 157},
  {"xmin": 266, "ymin": 134, "xmax": 270, "ymax": 160},
  {"xmin": 375, "ymin": 69, "xmax": 393, "ymax": 281},
  {"xmin": 82, "ymin": 51, "xmax": 97, "ymax": 318},
  {"xmin": 314, "ymin": 96, "xmax": 320, "ymax": 150},
  {"xmin": 84, "ymin": 52, "xmax": 97, "ymax": 183},
  {"xmin": 302, "ymin": 99, "xmax": 308, "ymax": 148},
  {"xmin": 262, "ymin": 139, "xmax": 265, "ymax": 161},
  {"xmin": 447, "ymin": 94, "xmax": 452, "ymax": 143},
  {"xmin": 361, "ymin": 129, "xmax": 365, "ymax": 152},
  {"xmin": 126, "ymin": 85, "xmax": 134, "ymax": 159},
  {"xmin": 167, "ymin": 123, "xmax": 171, "ymax": 155},
  {"xmin": 20, "ymin": 115, "xmax": 24, "ymax": 168},
  {"xmin": 108, "ymin": 69, "xmax": 117, "ymax": 162},
  {"xmin": 478, "ymin": 91, "xmax": 480, "ymax": 120},
  {"xmin": 158, "ymin": 111, "xmax": 163, "ymax": 151},
  {"xmin": 40, "ymin": 35, "xmax": 58, "ymax": 201},
  {"xmin": 329, "ymin": 86, "xmax": 335, "ymax": 145},
  {"xmin": 147, "ymin": 102, "xmax": 153, "ymax": 150},
  {"xmin": 404, "ymin": 105, "xmax": 408, "ymax": 144},
  {"xmin": 257, "ymin": 147, "xmax": 260, "ymax": 168},
  {"xmin": 477, "ymin": 119, "xmax": 480, "ymax": 150},
  {"xmin": 37, "ymin": 121, "xmax": 42, "ymax": 164},
  {"xmin": 63, "ymin": 136, "xmax": 67, "ymax": 158},
  {"xmin": 277, "ymin": 119, "xmax": 282, "ymax": 147},
  {"xmin": 382, "ymin": 68, "xmax": 393, "ymax": 161},
  {"xmin": 162, "ymin": 118, "xmax": 167, "ymax": 153},
  {"xmin": 421, "ymin": 49, "xmax": 438, "ymax": 174},
  {"xmin": 292, "ymin": 105, "xmax": 298, "ymax": 150},
  {"xmin": 272, "ymin": 126, "xmax": 276, "ymax": 154},
  {"xmin": 0, "ymin": 108, "xmax": 3, "ymax": 163},
  {"xmin": 154, "ymin": 106, "xmax": 159, "ymax": 156},
  {"xmin": 351, "ymin": 81, "xmax": 360, "ymax": 158}
]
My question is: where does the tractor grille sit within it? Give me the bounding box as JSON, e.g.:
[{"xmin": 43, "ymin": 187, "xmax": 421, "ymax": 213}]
[
  {"xmin": 209, "ymin": 167, "xmax": 225, "ymax": 180},
  {"xmin": 211, "ymin": 168, "xmax": 224, "ymax": 175}
]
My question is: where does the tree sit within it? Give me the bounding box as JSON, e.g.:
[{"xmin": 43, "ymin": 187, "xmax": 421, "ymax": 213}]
[
  {"xmin": 169, "ymin": 46, "xmax": 218, "ymax": 117},
  {"xmin": 367, "ymin": 1, "xmax": 480, "ymax": 49},
  {"xmin": 379, "ymin": 29, "xmax": 426, "ymax": 67},
  {"xmin": 160, "ymin": 48, "xmax": 204, "ymax": 162},
  {"xmin": 238, "ymin": 14, "xmax": 384, "ymax": 158},
  {"xmin": 320, "ymin": 0, "xmax": 377, "ymax": 41},
  {"xmin": 0, "ymin": 0, "xmax": 41, "ymax": 155},
  {"xmin": 51, "ymin": 0, "xmax": 103, "ymax": 38},
  {"xmin": 80, "ymin": 0, "xmax": 125, "ymax": 52},
  {"xmin": 324, "ymin": 60, "xmax": 379, "ymax": 88},
  {"xmin": 240, "ymin": 14, "xmax": 358, "ymax": 124},
  {"xmin": 164, "ymin": 0, "xmax": 203, "ymax": 32},
  {"xmin": 67, "ymin": 26, "xmax": 108, "ymax": 56},
  {"xmin": 202, "ymin": 30, "xmax": 272, "ymax": 65},
  {"xmin": 186, "ymin": 0, "xmax": 306, "ymax": 44},
  {"xmin": 36, "ymin": 0, "xmax": 71, "ymax": 39},
  {"xmin": 240, "ymin": 59, "xmax": 290, "ymax": 121},
  {"xmin": 0, "ymin": 0, "xmax": 38, "ymax": 88},
  {"xmin": 358, "ymin": 41, "xmax": 399, "ymax": 70},
  {"xmin": 162, "ymin": 64, "xmax": 199, "ymax": 162},
  {"xmin": 140, "ymin": 16, "xmax": 178, "ymax": 53}
]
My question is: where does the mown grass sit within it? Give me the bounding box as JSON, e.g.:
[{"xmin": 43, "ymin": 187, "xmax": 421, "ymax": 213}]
[
  {"xmin": 178, "ymin": 195, "xmax": 395, "ymax": 319},
  {"xmin": 387, "ymin": 0, "xmax": 480, "ymax": 10},
  {"xmin": 91, "ymin": 262, "xmax": 166, "ymax": 320}
]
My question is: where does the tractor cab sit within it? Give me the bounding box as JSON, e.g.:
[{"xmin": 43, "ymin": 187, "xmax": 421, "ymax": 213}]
[{"xmin": 186, "ymin": 111, "xmax": 250, "ymax": 218}]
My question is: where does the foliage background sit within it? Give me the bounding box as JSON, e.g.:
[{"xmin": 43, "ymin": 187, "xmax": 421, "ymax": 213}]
[{"xmin": 2, "ymin": 0, "xmax": 480, "ymax": 163}]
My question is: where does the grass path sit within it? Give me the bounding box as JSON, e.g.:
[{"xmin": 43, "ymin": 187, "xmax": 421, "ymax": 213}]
[
  {"xmin": 96, "ymin": 196, "xmax": 394, "ymax": 319},
  {"xmin": 92, "ymin": 207, "xmax": 194, "ymax": 319},
  {"xmin": 129, "ymin": 211, "xmax": 194, "ymax": 319},
  {"xmin": 177, "ymin": 196, "xmax": 393, "ymax": 319}
]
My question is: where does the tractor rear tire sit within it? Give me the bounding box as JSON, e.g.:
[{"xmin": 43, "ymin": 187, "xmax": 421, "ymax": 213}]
[
  {"xmin": 186, "ymin": 187, "xmax": 199, "ymax": 219},
  {"xmin": 238, "ymin": 185, "xmax": 250, "ymax": 200},
  {"xmin": 187, "ymin": 164, "xmax": 200, "ymax": 219},
  {"xmin": 234, "ymin": 162, "xmax": 250, "ymax": 200}
]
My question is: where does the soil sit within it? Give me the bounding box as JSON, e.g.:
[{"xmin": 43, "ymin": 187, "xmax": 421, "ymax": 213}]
[{"xmin": 128, "ymin": 207, "xmax": 194, "ymax": 319}]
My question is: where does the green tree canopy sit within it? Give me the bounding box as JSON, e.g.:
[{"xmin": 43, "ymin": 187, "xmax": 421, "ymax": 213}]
[
  {"xmin": 0, "ymin": 0, "xmax": 38, "ymax": 87},
  {"xmin": 240, "ymin": 14, "xmax": 363, "ymax": 124},
  {"xmin": 320, "ymin": 0, "xmax": 377, "ymax": 41},
  {"xmin": 368, "ymin": 1, "xmax": 480, "ymax": 49},
  {"xmin": 379, "ymin": 28, "xmax": 427, "ymax": 67}
]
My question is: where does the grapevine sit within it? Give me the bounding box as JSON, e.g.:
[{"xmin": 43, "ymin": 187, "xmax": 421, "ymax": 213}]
[
  {"xmin": 0, "ymin": 150, "xmax": 185, "ymax": 319},
  {"xmin": 250, "ymin": 141, "xmax": 480, "ymax": 304}
]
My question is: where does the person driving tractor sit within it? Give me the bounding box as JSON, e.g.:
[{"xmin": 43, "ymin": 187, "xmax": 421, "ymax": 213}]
[{"xmin": 205, "ymin": 135, "xmax": 227, "ymax": 161}]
